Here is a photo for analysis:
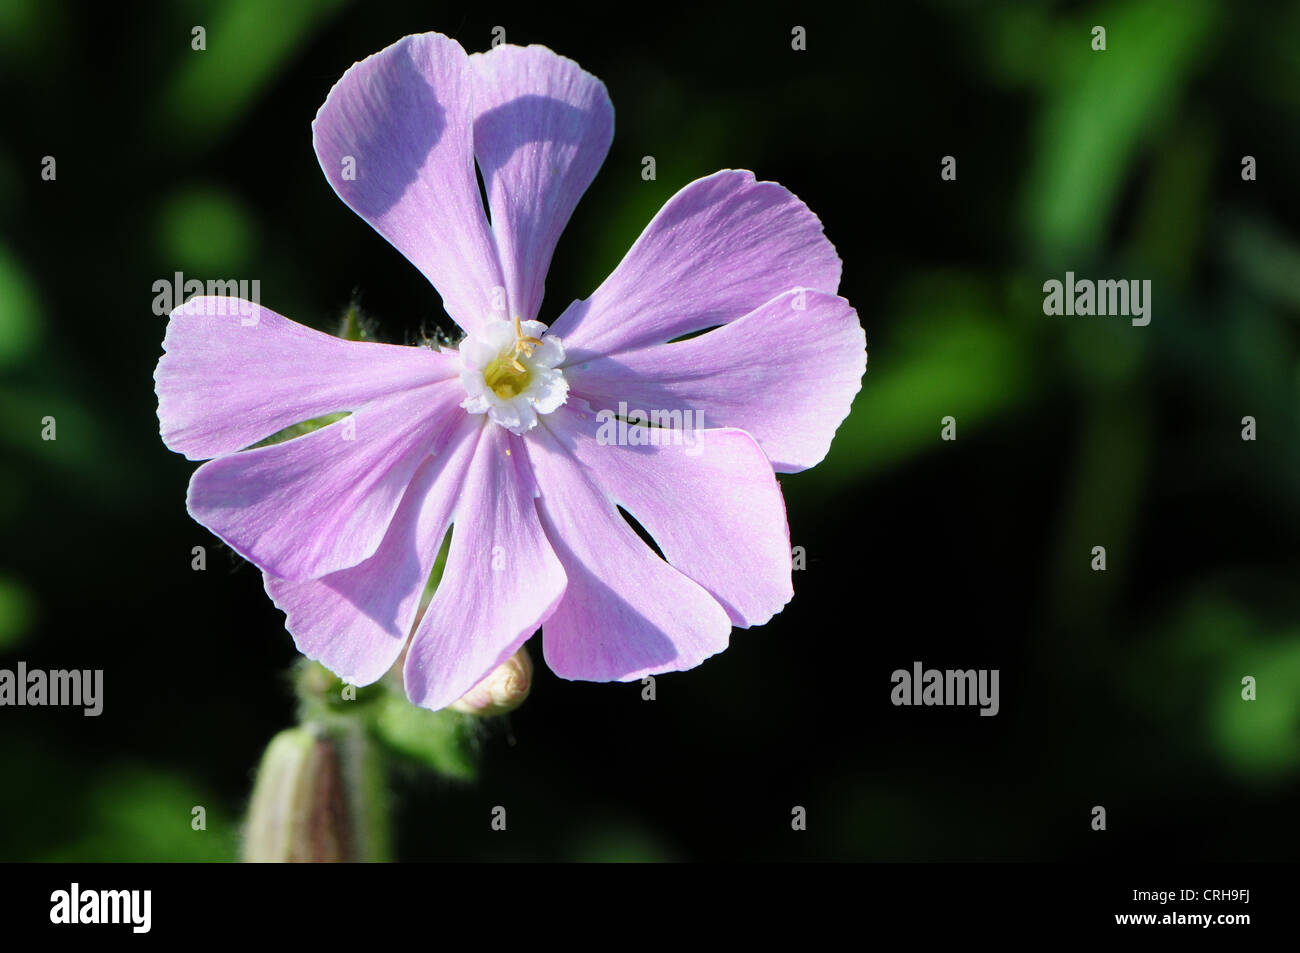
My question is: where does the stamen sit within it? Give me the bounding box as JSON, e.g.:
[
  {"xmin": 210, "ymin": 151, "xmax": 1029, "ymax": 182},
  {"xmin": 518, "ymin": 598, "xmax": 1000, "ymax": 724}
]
[
  {"xmin": 512, "ymin": 316, "xmax": 543, "ymax": 360},
  {"xmin": 458, "ymin": 316, "xmax": 567, "ymax": 433}
]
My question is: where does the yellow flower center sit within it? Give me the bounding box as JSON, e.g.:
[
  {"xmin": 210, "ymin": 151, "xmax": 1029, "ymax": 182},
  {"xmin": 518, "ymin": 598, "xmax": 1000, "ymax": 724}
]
[
  {"xmin": 483, "ymin": 316, "xmax": 545, "ymax": 399},
  {"xmin": 484, "ymin": 354, "xmax": 533, "ymax": 399}
]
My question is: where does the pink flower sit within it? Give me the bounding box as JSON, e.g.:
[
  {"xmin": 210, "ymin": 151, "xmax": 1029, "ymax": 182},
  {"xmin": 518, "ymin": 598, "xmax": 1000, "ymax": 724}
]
[{"xmin": 154, "ymin": 33, "xmax": 866, "ymax": 710}]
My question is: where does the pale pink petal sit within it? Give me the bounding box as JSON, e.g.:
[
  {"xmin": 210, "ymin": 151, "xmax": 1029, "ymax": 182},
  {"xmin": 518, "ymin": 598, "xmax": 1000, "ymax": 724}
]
[
  {"xmin": 550, "ymin": 170, "xmax": 842, "ymax": 359},
  {"xmin": 566, "ymin": 290, "xmax": 865, "ymax": 472},
  {"xmin": 403, "ymin": 425, "xmax": 567, "ymax": 711},
  {"xmin": 156, "ymin": 297, "xmax": 455, "ymax": 461},
  {"xmin": 313, "ymin": 33, "xmax": 505, "ymax": 336},
  {"xmin": 263, "ymin": 414, "xmax": 483, "ymax": 685},
  {"xmin": 541, "ymin": 405, "xmax": 792, "ymax": 626},
  {"xmin": 526, "ymin": 410, "xmax": 734, "ymax": 681},
  {"xmin": 187, "ymin": 380, "xmax": 463, "ymax": 582},
  {"xmin": 469, "ymin": 44, "xmax": 613, "ymax": 322}
]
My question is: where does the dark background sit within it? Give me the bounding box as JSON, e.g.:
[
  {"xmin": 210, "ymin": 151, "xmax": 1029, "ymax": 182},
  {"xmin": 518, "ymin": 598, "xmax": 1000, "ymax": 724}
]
[{"xmin": 1, "ymin": 0, "xmax": 1298, "ymax": 860}]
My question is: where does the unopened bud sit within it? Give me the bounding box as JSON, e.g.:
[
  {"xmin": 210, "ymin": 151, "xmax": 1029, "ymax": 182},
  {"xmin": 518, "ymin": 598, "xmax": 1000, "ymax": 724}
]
[
  {"xmin": 450, "ymin": 646, "xmax": 533, "ymax": 716},
  {"xmin": 242, "ymin": 722, "xmax": 387, "ymax": 862}
]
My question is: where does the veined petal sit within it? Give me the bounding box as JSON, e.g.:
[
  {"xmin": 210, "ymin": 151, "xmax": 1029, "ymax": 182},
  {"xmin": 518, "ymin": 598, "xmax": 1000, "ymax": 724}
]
[
  {"xmin": 550, "ymin": 170, "xmax": 842, "ymax": 360},
  {"xmin": 263, "ymin": 414, "xmax": 483, "ymax": 686},
  {"xmin": 527, "ymin": 410, "xmax": 734, "ymax": 682},
  {"xmin": 187, "ymin": 379, "xmax": 464, "ymax": 582},
  {"xmin": 546, "ymin": 405, "xmax": 792, "ymax": 626},
  {"xmin": 262, "ymin": 416, "xmax": 483, "ymax": 686},
  {"xmin": 313, "ymin": 33, "xmax": 505, "ymax": 336},
  {"xmin": 403, "ymin": 425, "xmax": 566, "ymax": 711},
  {"xmin": 566, "ymin": 290, "xmax": 866, "ymax": 472},
  {"xmin": 469, "ymin": 43, "xmax": 613, "ymax": 323},
  {"xmin": 155, "ymin": 297, "xmax": 456, "ymax": 461}
]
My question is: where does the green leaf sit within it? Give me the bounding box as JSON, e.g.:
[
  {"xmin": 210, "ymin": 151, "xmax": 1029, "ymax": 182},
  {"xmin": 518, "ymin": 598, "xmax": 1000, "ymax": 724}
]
[{"xmin": 370, "ymin": 694, "xmax": 480, "ymax": 781}]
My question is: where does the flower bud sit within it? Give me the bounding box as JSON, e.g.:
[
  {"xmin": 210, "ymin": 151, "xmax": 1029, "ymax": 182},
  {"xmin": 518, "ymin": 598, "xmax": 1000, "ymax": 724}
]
[
  {"xmin": 449, "ymin": 645, "xmax": 533, "ymax": 716},
  {"xmin": 242, "ymin": 722, "xmax": 386, "ymax": 862}
]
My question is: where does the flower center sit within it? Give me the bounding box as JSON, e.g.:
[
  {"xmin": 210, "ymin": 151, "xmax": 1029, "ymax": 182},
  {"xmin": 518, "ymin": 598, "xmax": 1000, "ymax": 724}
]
[
  {"xmin": 481, "ymin": 317, "xmax": 543, "ymax": 398},
  {"xmin": 458, "ymin": 316, "xmax": 568, "ymax": 435},
  {"xmin": 483, "ymin": 353, "xmax": 533, "ymax": 398}
]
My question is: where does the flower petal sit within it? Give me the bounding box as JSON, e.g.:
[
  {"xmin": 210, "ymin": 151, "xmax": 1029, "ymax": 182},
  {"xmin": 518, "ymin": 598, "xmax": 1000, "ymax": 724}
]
[
  {"xmin": 262, "ymin": 414, "xmax": 483, "ymax": 685},
  {"xmin": 469, "ymin": 43, "xmax": 613, "ymax": 323},
  {"xmin": 403, "ymin": 425, "xmax": 567, "ymax": 711},
  {"xmin": 544, "ymin": 405, "xmax": 792, "ymax": 626},
  {"xmin": 550, "ymin": 170, "xmax": 842, "ymax": 360},
  {"xmin": 313, "ymin": 33, "xmax": 505, "ymax": 336},
  {"xmin": 527, "ymin": 409, "xmax": 734, "ymax": 681},
  {"xmin": 187, "ymin": 380, "xmax": 464, "ymax": 582},
  {"xmin": 156, "ymin": 297, "xmax": 455, "ymax": 461},
  {"xmin": 566, "ymin": 290, "xmax": 865, "ymax": 472}
]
